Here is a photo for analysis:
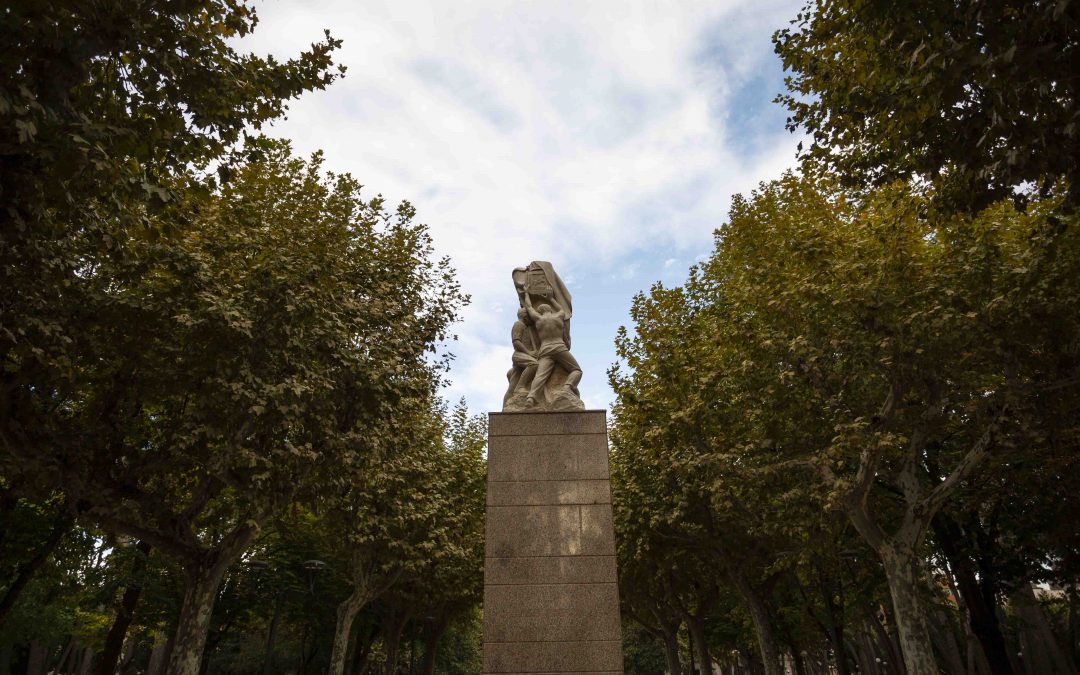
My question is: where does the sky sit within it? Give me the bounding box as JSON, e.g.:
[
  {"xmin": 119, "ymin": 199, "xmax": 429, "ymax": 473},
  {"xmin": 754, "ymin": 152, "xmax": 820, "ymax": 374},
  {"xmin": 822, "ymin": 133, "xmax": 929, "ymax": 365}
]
[{"xmin": 241, "ymin": 0, "xmax": 805, "ymax": 414}]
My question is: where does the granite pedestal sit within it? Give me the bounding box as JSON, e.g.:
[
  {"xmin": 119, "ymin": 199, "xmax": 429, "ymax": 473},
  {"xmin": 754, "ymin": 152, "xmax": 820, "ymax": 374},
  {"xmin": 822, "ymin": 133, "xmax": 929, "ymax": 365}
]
[{"xmin": 484, "ymin": 410, "xmax": 624, "ymax": 674}]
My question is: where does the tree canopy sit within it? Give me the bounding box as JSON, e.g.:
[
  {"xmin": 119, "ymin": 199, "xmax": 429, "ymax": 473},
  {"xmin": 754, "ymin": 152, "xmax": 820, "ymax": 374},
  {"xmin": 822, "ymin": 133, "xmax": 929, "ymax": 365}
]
[
  {"xmin": 775, "ymin": 0, "xmax": 1080, "ymax": 211},
  {"xmin": 1, "ymin": 2, "xmax": 487, "ymax": 673},
  {"xmin": 611, "ymin": 175, "xmax": 1080, "ymax": 674}
]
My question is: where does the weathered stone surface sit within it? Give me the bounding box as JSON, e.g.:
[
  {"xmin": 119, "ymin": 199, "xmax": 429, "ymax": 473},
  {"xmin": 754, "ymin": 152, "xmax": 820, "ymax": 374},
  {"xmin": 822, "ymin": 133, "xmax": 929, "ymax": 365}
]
[
  {"xmin": 581, "ymin": 504, "xmax": 616, "ymax": 553},
  {"xmin": 485, "ymin": 555, "xmax": 617, "ymax": 586},
  {"xmin": 485, "ymin": 504, "xmax": 616, "ymax": 558},
  {"xmin": 486, "ymin": 479, "xmax": 611, "ymax": 506},
  {"xmin": 487, "ymin": 434, "xmax": 610, "ymax": 482},
  {"xmin": 483, "ymin": 583, "xmax": 621, "ymax": 643},
  {"xmin": 489, "ymin": 411, "xmax": 606, "ymax": 436},
  {"xmin": 484, "ymin": 410, "xmax": 622, "ymax": 673},
  {"xmin": 484, "ymin": 641, "xmax": 623, "ymax": 673},
  {"xmin": 546, "ymin": 385, "xmax": 587, "ymax": 411}
]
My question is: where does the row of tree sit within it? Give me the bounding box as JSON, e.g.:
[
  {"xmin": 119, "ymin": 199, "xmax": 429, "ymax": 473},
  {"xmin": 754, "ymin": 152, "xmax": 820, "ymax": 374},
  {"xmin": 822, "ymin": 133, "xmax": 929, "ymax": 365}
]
[
  {"xmin": 610, "ymin": 1, "xmax": 1079, "ymax": 674},
  {"xmin": 1, "ymin": 398, "xmax": 485, "ymax": 675},
  {"xmin": 2, "ymin": 1, "xmax": 486, "ymax": 673}
]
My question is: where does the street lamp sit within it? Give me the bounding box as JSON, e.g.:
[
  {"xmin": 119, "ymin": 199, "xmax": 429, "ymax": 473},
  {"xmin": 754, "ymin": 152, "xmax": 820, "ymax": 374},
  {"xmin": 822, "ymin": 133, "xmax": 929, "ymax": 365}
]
[{"xmin": 302, "ymin": 560, "xmax": 327, "ymax": 594}]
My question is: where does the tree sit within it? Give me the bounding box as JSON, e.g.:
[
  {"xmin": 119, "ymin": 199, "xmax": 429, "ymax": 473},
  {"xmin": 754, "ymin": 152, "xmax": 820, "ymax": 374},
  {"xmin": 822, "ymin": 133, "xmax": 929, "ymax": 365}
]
[
  {"xmin": 94, "ymin": 538, "xmax": 152, "ymax": 675},
  {"xmin": 774, "ymin": 0, "xmax": 1080, "ymax": 211},
  {"xmin": 0, "ymin": 492, "xmax": 72, "ymax": 627},
  {"xmin": 2, "ymin": 0, "xmax": 343, "ymax": 434},
  {"xmin": 5, "ymin": 142, "xmax": 464, "ymax": 675},
  {"xmin": 611, "ymin": 283, "xmax": 812, "ymax": 675},
  {"xmin": 611, "ymin": 171, "xmax": 1080, "ymax": 675},
  {"xmin": 325, "ymin": 400, "xmax": 485, "ymax": 675},
  {"xmin": 324, "ymin": 402, "xmax": 439, "ymax": 675},
  {"xmin": 2, "ymin": 0, "xmax": 341, "ymax": 642},
  {"xmin": 692, "ymin": 174, "xmax": 1080, "ymax": 673},
  {"xmin": 411, "ymin": 402, "xmax": 486, "ymax": 675}
]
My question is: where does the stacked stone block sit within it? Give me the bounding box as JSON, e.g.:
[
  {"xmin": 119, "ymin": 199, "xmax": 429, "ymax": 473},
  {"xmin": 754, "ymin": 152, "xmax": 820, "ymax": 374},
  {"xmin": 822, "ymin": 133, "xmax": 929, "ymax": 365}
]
[{"xmin": 483, "ymin": 410, "xmax": 624, "ymax": 674}]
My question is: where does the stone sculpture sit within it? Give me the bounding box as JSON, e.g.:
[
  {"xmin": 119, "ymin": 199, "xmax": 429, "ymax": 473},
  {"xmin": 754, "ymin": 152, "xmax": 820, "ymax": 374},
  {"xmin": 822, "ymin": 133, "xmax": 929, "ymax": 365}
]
[{"xmin": 502, "ymin": 262, "xmax": 585, "ymax": 412}]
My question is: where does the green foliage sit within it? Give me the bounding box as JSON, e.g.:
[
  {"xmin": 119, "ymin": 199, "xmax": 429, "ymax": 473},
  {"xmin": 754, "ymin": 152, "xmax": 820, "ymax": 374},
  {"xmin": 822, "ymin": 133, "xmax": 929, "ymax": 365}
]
[
  {"xmin": 423, "ymin": 605, "xmax": 483, "ymax": 675},
  {"xmin": 0, "ymin": 2, "xmax": 487, "ymax": 672},
  {"xmin": 1, "ymin": 1, "xmax": 343, "ymax": 486},
  {"xmin": 774, "ymin": 0, "xmax": 1080, "ymax": 210},
  {"xmin": 10, "ymin": 140, "xmax": 463, "ymax": 571},
  {"xmin": 699, "ymin": 174, "xmax": 1079, "ymax": 523},
  {"xmin": 622, "ymin": 623, "xmax": 667, "ymax": 675},
  {"xmin": 611, "ymin": 172, "xmax": 1080, "ymax": 671}
]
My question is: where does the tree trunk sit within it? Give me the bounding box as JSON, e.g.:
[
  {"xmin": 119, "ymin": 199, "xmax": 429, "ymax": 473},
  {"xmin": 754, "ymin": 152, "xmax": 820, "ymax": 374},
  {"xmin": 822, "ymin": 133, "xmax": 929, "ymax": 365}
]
[
  {"xmin": 96, "ymin": 541, "xmax": 152, "ymax": 675},
  {"xmin": 879, "ymin": 546, "xmax": 938, "ymax": 675},
  {"xmin": 941, "ymin": 547, "xmax": 993, "ymax": 675},
  {"xmin": 853, "ymin": 625, "xmax": 880, "ymax": 675},
  {"xmin": 926, "ymin": 604, "xmax": 965, "ymax": 675},
  {"xmin": 54, "ymin": 636, "xmax": 77, "ymax": 674},
  {"xmin": 349, "ymin": 623, "xmax": 378, "ymax": 675},
  {"xmin": 863, "ymin": 603, "xmax": 903, "ymax": 674},
  {"xmin": 1011, "ymin": 581, "xmax": 1078, "ymax": 675},
  {"xmin": 328, "ymin": 590, "xmax": 370, "ymax": 675},
  {"xmin": 790, "ymin": 646, "xmax": 808, "ymax": 675},
  {"xmin": 300, "ymin": 626, "xmax": 320, "ymax": 675},
  {"xmin": 1069, "ymin": 585, "xmax": 1078, "ymax": 671},
  {"xmin": 0, "ymin": 514, "xmax": 71, "ymax": 626},
  {"xmin": 966, "ymin": 626, "xmax": 992, "ymax": 675},
  {"xmin": 163, "ymin": 559, "xmax": 230, "ymax": 675},
  {"xmin": 663, "ymin": 629, "xmax": 682, "ymax": 675},
  {"xmin": 741, "ymin": 645, "xmax": 764, "ymax": 675},
  {"xmin": 688, "ymin": 629, "xmax": 696, "ymax": 674},
  {"xmin": 641, "ymin": 604, "xmax": 682, "ymax": 675},
  {"xmin": 146, "ymin": 631, "xmax": 168, "ymax": 675},
  {"xmin": 729, "ymin": 572, "xmax": 782, "ymax": 675},
  {"xmin": 419, "ymin": 615, "xmax": 449, "ymax": 675},
  {"xmin": 119, "ymin": 636, "xmax": 138, "ymax": 674},
  {"xmin": 816, "ymin": 562, "xmax": 852, "ymax": 675},
  {"xmin": 261, "ymin": 591, "xmax": 284, "ymax": 675},
  {"xmin": 688, "ymin": 615, "xmax": 712, "ymax": 674},
  {"xmin": 933, "ymin": 514, "xmax": 1015, "ymax": 675},
  {"xmin": 26, "ymin": 640, "xmax": 45, "ymax": 675},
  {"xmin": 382, "ymin": 609, "xmax": 410, "ymax": 674},
  {"xmin": 77, "ymin": 647, "xmax": 95, "ymax": 675}
]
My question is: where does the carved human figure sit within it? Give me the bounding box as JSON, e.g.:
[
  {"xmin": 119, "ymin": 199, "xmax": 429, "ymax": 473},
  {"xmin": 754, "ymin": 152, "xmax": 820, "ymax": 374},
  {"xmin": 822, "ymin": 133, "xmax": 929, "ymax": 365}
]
[
  {"xmin": 502, "ymin": 261, "xmax": 584, "ymax": 412},
  {"xmin": 523, "ymin": 292, "xmax": 582, "ymax": 407},
  {"xmin": 504, "ymin": 307, "xmax": 539, "ymax": 405}
]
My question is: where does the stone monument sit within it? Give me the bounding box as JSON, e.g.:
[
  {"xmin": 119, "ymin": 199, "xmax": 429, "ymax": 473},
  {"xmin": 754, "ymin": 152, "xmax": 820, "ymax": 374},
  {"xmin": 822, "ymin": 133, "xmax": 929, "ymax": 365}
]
[
  {"xmin": 484, "ymin": 263, "xmax": 624, "ymax": 674},
  {"xmin": 503, "ymin": 262, "xmax": 585, "ymax": 413}
]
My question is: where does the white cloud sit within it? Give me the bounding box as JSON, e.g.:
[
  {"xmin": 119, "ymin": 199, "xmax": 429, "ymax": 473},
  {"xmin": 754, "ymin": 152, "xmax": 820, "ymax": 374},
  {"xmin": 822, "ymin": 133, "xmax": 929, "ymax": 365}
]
[{"xmin": 240, "ymin": 0, "xmax": 803, "ymax": 413}]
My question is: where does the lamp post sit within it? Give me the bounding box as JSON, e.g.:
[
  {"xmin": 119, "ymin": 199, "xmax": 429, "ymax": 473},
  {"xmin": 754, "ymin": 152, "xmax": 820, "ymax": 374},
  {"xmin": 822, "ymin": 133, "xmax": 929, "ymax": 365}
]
[{"xmin": 302, "ymin": 560, "xmax": 327, "ymax": 594}]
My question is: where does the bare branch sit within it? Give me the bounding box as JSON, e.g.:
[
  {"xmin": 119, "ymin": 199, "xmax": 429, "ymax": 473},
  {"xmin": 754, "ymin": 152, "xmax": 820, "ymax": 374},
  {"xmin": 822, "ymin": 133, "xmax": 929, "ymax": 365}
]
[
  {"xmin": 845, "ymin": 500, "xmax": 887, "ymax": 551},
  {"xmin": 897, "ymin": 417, "xmax": 933, "ymax": 506},
  {"xmin": 920, "ymin": 411, "xmax": 1003, "ymax": 519}
]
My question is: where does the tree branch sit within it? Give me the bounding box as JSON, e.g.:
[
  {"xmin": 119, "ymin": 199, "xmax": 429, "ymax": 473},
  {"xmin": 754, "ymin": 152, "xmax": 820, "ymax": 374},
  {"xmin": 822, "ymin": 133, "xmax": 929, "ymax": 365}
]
[
  {"xmin": 846, "ymin": 500, "xmax": 887, "ymax": 552},
  {"xmin": 920, "ymin": 411, "xmax": 1002, "ymax": 519},
  {"xmin": 91, "ymin": 513, "xmax": 197, "ymax": 562},
  {"xmin": 850, "ymin": 383, "xmax": 899, "ymax": 505}
]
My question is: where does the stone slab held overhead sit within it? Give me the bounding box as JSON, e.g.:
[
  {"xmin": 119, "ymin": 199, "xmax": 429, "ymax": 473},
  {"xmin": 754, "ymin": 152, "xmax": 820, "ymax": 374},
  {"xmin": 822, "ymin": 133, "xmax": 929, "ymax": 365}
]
[{"xmin": 483, "ymin": 410, "xmax": 624, "ymax": 675}]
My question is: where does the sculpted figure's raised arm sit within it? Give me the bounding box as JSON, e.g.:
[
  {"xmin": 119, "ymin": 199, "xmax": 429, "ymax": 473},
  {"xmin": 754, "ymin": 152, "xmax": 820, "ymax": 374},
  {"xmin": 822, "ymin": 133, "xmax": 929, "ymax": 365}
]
[{"xmin": 502, "ymin": 262, "xmax": 585, "ymax": 412}]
